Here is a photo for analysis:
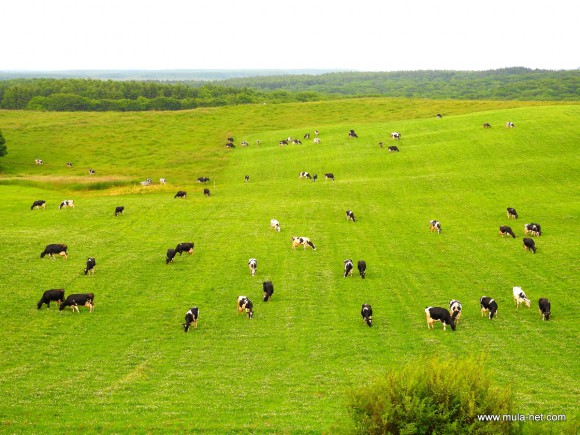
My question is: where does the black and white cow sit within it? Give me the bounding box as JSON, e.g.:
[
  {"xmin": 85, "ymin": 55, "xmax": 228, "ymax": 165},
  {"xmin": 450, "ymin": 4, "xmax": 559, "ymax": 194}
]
[
  {"xmin": 506, "ymin": 207, "xmax": 518, "ymax": 219},
  {"xmin": 314, "ymin": 130, "xmax": 319, "ymax": 136},
  {"xmin": 241, "ymin": 141, "xmax": 249, "ymax": 147},
  {"xmin": 299, "ymin": 172, "xmax": 311, "ymax": 179},
  {"xmin": 263, "ymin": 281, "xmax": 274, "ymax": 302},
  {"xmin": 512, "ymin": 286, "xmax": 531, "ymax": 308},
  {"xmin": 348, "ymin": 129, "xmax": 358, "ymax": 138},
  {"xmin": 449, "ymin": 300, "xmax": 462, "ymax": 323},
  {"xmin": 182, "ymin": 307, "xmax": 199, "ymax": 332},
  {"xmin": 31, "ymin": 200, "xmax": 46, "ymax": 210},
  {"xmin": 197, "ymin": 177, "xmax": 210, "ymax": 183},
  {"xmin": 291, "ymin": 139, "xmax": 302, "ymax": 145},
  {"xmin": 304, "ymin": 133, "xmax": 311, "ymax": 139},
  {"xmin": 248, "ymin": 258, "xmax": 257, "ymax": 276},
  {"xmin": 237, "ymin": 296, "xmax": 254, "ymax": 318},
  {"xmin": 35, "ymin": 159, "xmax": 44, "ymax": 165},
  {"xmin": 84, "ymin": 257, "xmax": 96, "ymax": 275},
  {"xmin": 499, "ymin": 226, "xmax": 516, "ymax": 238},
  {"xmin": 40, "ymin": 244, "xmax": 68, "ymax": 260},
  {"xmin": 358, "ymin": 260, "xmax": 366, "ymax": 278},
  {"xmin": 346, "ymin": 210, "xmax": 356, "ymax": 222},
  {"xmin": 59, "ymin": 293, "xmax": 94, "ymax": 313},
  {"xmin": 226, "ymin": 142, "xmax": 235, "ymax": 148},
  {"xmin": 227, "ymin": 137, "xmax": 234, "ymax": 143},
  {"xmin": 523, "ymin": 238, "xmax": 537, "ymax": 254},
  {"xmin": 538, "ymin": 298, "xmax": 551, "ymax": 321},
  {"xmin": 480, "ymin": 297, "xmax": 498, "ymax": 319},
  {"xmin": 166, "ymin": 248, "xmax": 177, "ymax": 264},
  {"xmin": 324, "ymin": 173, "xmax": 335, "ymax": 180},
  {"xmin": 388, "ymin": 145, "xmax": 400, "ymax": 152},
  {"xmin": 436, "ymin": 114, "xmax": 443, "ymax": 119},
  {"xmin": 279, "ymin": 140, "xmax": 288, "ymax": 146},
  {"xmin": 313, "ymin": 137, "xmax": 321, "ymax": 144},
  {"xmin": 429, "ymin": 220, "xmax": 442, "ymax": 234},
  {"xmin": 174, "ymin": 190, "xmax": 187, "ymax": 199},
  {"xmin": 312, "ymin": 174, "xmax": 318, "ymax": 182},
  {"xmin": 175, "ymin": 242, "xmax": 194, "ymax": 255},
  {"xmin": 59, "ymin": 200, "xmax": 74, "ymax": 209},
  {"xmin": 391, "ymin": 132, "xmax": 401, "ymax": 140},
  {"xmin": 270, "ymin": 219, "xmax": 281, "ymax": 232},
  {"xmin": 344, "ymin": 259, "xmax": 354, "ymax": 277},
  {"xmin": 425, "ymin": 306, "xmax": 456, "ymax": 331},
  {"xmin": 524, "ymin": 223, "xmax": 542, "ymax": 237},
  {"xmin": 291, "ymin": 236, "xmax": 316, "ymax": 250},
  {"xmin": 361, "ymin": 303, "xmax": 373, "ymax": 327},
  {"xmin": 160, "ymin": 178, "xmax": 167, "ymax": 184},
  {"xmin": 66, "ymin": 162, "xmax": 73, "ymax": 167},
  {"xmin": 88, "ymin": 169, "xmax": 95, "ymax": 175},
  {"xmin": 483, "ymin": 123, "xmax": 492, "ymax": 128},
  {"xmin": 114, "ymin": 206, "xmax": 124, "ymax": 217},
  {"xmin": 244, "ymin": 175, "xmax": 250, "ymax": 182},
  {"xmin": 505, "ymin": 121, "xmax": 515, "ymax": 128},
  {"xmin": 203, "ymin": 188, "xmax": 211, "ymax": 197},
  {"xmin": 37, "ymin": 289, "xmax": 65, "ymax": 309},
  {"xmin": 140, "ymin": 178, "xmax": 152, "ymax": 186}
]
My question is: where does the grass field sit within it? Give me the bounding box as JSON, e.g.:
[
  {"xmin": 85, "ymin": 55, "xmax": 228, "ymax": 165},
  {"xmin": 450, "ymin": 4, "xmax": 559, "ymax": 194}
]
[{"xmin": 0, "ymin": 99, "xmax": 579, "ymax": 433}]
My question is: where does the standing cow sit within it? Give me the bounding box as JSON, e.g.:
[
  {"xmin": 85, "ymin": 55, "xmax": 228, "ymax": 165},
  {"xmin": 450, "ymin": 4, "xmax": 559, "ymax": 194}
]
[
  {"xmin": 344, "ymin": 259, "xmax": 354, "ymax": 277},
  {"xmin": 175, "ymin": 242, "xmax": 194, "ymax": 255},
  {"xmin": 182, "ymin": 307, "xmax": 199, "ymax": 331},
  {"xmin": 357, "ymin": 260, "xmax": 366, "ymax": 279},
  {"xmin": 425, "ymin": 306, "xmax": 456, "ymax": 331},
  {"xmin": 37, "ymin": 289, "xmax": 65, "ymax": 309},
  {"xmin": 114, "ymin": 206, "xmax": 125, "ymax": 217},
  {"xmin": 237, "ymin": 296, "xmax": 254, "ymax": 318},
  {"xmin": 166, "ymin": 248, "xmax": 177, "ymax": 264},
  {"xmin": 538, "ymin": 298, "xmax": 551, "ymax": 321},
  {"xmin": 59, "ymin": 293, "xmax": 94, "ymax": 313},
  {"xmin": 480, "ymin": 297, "xmax": 498, "ymax": 319},
  {"xmin": 263, "ymin": 281, "xmax": 274, "ymax": 302},
  {"xmin": 270, "ymin": 219, "xmax": 281, "ymax": 232},
  {"xmin": 523, "ymin": 238, "xmax": 537, "ymax": 254},
  {"xmin": 429, "ymin": 220, "xmax": 442, "ymax": 234},
  {"xmin": 361, "ymin": 304, "xmax": 373, "ymax": 327},
  {"xmin": 174, "ymin": 191, "xmax": 187, "ymax": 199},
  {"xmin": 248, "ymin": 258, "xmax": 257, "ymax": 276},
  {"xmin": 40, "ymin": 244, "xmax": 68, "ymax": 260},
  {"xmin": 84, "ymin": 257, "xmax": 96, "ymax": 275},
  {"xmin": 31, "ymin": 200, "xmax": 46, "ymax": 210},
  {"xmin": 59, "ymin": 200, "xmax": 75, "ymax": 209},
  {"xmin": 346, "ymin": 210, "xmax": 356, "ymax": 222}
]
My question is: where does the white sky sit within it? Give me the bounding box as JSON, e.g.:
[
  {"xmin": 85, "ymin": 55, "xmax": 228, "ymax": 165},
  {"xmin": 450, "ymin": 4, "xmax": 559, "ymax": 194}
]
[{"xmin": 1, "ymin": 0, "xmax": 578, "ymax": 72}]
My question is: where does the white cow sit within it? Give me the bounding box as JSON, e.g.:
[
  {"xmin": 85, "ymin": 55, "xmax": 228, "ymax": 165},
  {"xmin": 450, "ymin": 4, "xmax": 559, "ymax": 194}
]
[
  {"xmin": 270, "ymin": 219, "xmax": 281, "ymax": 232},
  {"xmin": 513, "ymin": 286, "xmax": 531, "ymax": 308}
]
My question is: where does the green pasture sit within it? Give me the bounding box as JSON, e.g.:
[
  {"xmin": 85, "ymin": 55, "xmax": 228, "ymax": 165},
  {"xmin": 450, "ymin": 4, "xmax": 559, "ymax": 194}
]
[{"xmin": 0, "ymin": 99, "xmax": 578, "ymax": 433}]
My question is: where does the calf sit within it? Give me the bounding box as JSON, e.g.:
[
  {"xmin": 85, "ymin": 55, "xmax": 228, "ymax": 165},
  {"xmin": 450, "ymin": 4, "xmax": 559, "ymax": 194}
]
[
  {"xmin": 291, "ymin": 236, "xmax": 316, "ymax": 250},
  {"xmin": 498, "ymin": 226, "xmax": 516, "ymax": 238},
  {"xmin": 59, "ymin": 200, "xmax": 75, "ymax": 209},
  {"xmin": 248, "ymin": 258, "xmax": 257, "ymax": 276},
  {"xmin": 357, "ymin": 260, "xmax": 366, "ymax": 279},
  {"xmin": 263, "ymin": 281, "xmax": 274, "ymax": 302},
  {"xmin": 344, "ymin": 259, "xmax": 354, "ymax": 277},
  {"xmin": 31, "ymin": 200, "xmax": 46, "ymax": 210},
  {"xmin": 506, "ymin": 207, "xmax": 518, "ymax": 219},
  {"xmin": 346, "ymin": 210, "xmax": 356, "ymax": 222},
  {"xmin": 88, "ymin": 169, "xmax": 95, "ymax": 175},
  {"xmin": 391, "ymin": 132, "xmax": 401, "ymax": 140},
  {"xmin": 449, "ymin": 299, "xmax": 462, "ymax": 323},
  {"xmin": 523, "ymin": 237, "xmax": 537, "ymax": 254},
  {"xmin": 348, "ymin": 129, "xmax": 358, "ymax": 138},
  {"xmin": 425, "ymin": 306, "xmax": 456, "ymax": 331},
  {"xmin": 203, "ymin": 188, "xmax": 211, "ymax": 197},
  {"xmin": 524, "ymin": 223, "xmax": 542, "ymax": 237},
  {"xmin": 37, "ymin": 289, "xmax": 65, "ymax": 309},
  {"xmin": 35, "ymin": 159, "xmax": 44, "ymax": 165},
  {"xmin": 114, "ymin": 206, "xmax": 124, "ymax": 217},
  {"xmin": 324, "ymin": 173, "xmax": 335, "ymax": 180},
  {"xmin": 361, "ymin": 303, "xmax": 373, "ymax": 327},
  {"xmin": 84, "ymin": 257, "xmax": 96, "ymax": 275},
  {"xmin": 270, "ymin": 219, "xmax": 281, "ymax": 232},
  {"xmin": 40, "ymin": 244, "xmax": 68, "ymax": 260},
  {"xmin": 175, "ymin": 242, "xmax": 194, "ymax": 255},
  {"xmin": 166, "ymin": 248, "xmax": 176, "ymax": 264},
  {"xmin": 538, "ymin": 298, "xmax": 551, "ymax": 321},
  {"xmin": 182, "ymin": 307, "xmax": 199, "ymax": 332},
  {"xmin": 513, "ymin": 286, "xmax": 531, "ymax": 308},
  {"xmin": 299, "ymin": 171, "xmax": 311, "ymax": 179},
  {"xmin": 429, "ymin": 220, "xmax": 442, "ymax": 234},
  {"xmin": 237, "ymin": 296, "xmax": 254, "ymax": 318},
  {"xmin": 59, "ymin": 293, "xmax": 94, "ymax": 313},
  {"xmin": 174, "ymin": 190, "xmax": 187, "ymax": 198},
  {"xmin": 480, "ymin": 296, "xmax": 498, "ymax": 319},
  {"xmin": 388, "ymin": 145, "xmax": 400, "ymax": 152}
]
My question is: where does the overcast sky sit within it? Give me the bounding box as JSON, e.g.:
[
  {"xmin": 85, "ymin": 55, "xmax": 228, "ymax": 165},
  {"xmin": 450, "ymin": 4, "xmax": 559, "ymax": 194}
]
[{"xmin": 1, "ymin": 0, "xmax": 578, "ymax": 72}]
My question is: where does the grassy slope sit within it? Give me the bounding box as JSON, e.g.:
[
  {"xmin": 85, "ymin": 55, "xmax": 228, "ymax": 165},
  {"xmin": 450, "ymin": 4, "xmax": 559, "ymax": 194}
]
[{"xmin": 0, "ymin": 99, "xmax": 578, "ymax": 433}]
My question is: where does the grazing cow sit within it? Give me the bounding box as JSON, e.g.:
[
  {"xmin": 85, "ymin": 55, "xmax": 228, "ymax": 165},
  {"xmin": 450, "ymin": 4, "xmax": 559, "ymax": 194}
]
[
  {"xmin": 524, "ymin": 223, "xmax": 542, "ymax": 237},
  {"xmin": 314, "ymin": 130, "xmax": 319, "ymax": 136},
  {"xmin": 241, "ymin": 141, "xmax": 248, "ymax": 147},
  {"xmin": 513, "ymin": 286, "xmax": 531, "ymax": 308},
  {"xmin": 197, "ymin": 177, "xmax": 210, "ymax": 183},
  {"xmin": 312, "ymin": 174, "xmax": 318, "ymax": 182},
  {"xmin": 324, "ymin": 173, "xmax": 335, "ymax": 180},
  {"xmin": 506, "ymin": 208, "xmax": 518, "ymax": 219},
  {"xmin": 346, "ymin": 210, "xmax": 356, "ymax": 222},
  {"xmin": 313, "ymin": 137, "xmax": 321, "ymax": 144},
  {"xmin": 40, "ymin": 244, "xmax": 68, "ymax": 260},
  {"xmin": 139, "ymin": 178, "xmax": 152, "ymax": 186},
  {"xmin": 429, "ymin": 220, "xmax": 442, "ymax": 234},
  {"xmin": 114, "ymin": 206, "xmax": 124, "ymax": 217},
  {"xmin": 226, "ymin": 142, "xmax": 236, "ymax": 148},
  {"xmin": 436, "ymin": 114, "xmax": 443, "ymax": 119},
  {"xmin": 84, "ymin": 257, "xmax": 96, "ymax": 275},
  {"xmin": 480, "ymin": 297, "xmax": 498, "ymax": 319},
  {"xmin": 304, "ymin": 133, "xmax": 311, "ymax": 139},
  {"xmin": 449, "ymin": 300, "xmax": 462, "ymax": 323},
  {"xmin": 263, "ymin": 281, "xmax": 274, "ymax": 302},
  {"xmin": 498, "ymin": 226, "xmax": 516, "ymax": 238},
  {"xmin": 523, "ymin": 237, "xmax": 537, "ymax": 254},
  {"xmin": 66, "ymin": 162, "xmax": 73, "ymax": 167},
  {"xmin": 182, "ymin": 307, "xmax": 199, "ymax": 332},
  {"xmin": 31, "ymin": 200, "xmax": 46, "ymax": 210},
  {"xmin": 505, "ymin": 122, "xmax": 515, "ymax": 128},
  {"xmin": 88, "ymin": 169, "xmax": 95, "ymax": 175},
  {"xmin": 344, "ymin": 259, "xmax": 354, "ymax": 277},
  {"xmin": 379, "ymin": 142, "xmax": 384, "ymax": 148},
  {"xmin": 538, "ymin": 298, "xmax": 551, "ymax": 321},
  {"xmin": 348, "ymin": 129, "xmax": 358, "ymax": 138},
  {"xmin": 279, "ymin": 140, "xmax": 288, "ymax": 146},
  {"xmin": 256, "ymin": 140, "xmax": 261, "ymax": 145},
  {"xmin": 35, "ymin": 159, "xmax": 44, "ymax": 165},
  {"xmin": 203, "ymin": 188, "xmax": 211, "ymax": 197},
  {"xmin": 291, "ymin": 139, "xmax": 302, "ymax": 145},
  {"xmin": 59, "ymin": 200, "xmax": 75, "ymax": 209},
  {"xmin": 291, "ymin": 236, "xmax": 316, "ymax": 250},
  {"xmin": 175, "ymin": 242, "xmax": 194, "ymax": 255},
  {"xmin": 483, "ymin": 123, "xmax": 492, "ymax": 128},
  {"xmin": 357, "ymin": 260, "xmax": 366, "ymax": 279},
  {"xmin": 425, "ymin": 306, "xmax": 456, "ymax": 331},
  {"xmin": 244, "ymin": 175, "xmax": 250, "ymax": 182},
  {"xmin": 237, "ymin": 296, "xmax": 254, "ymax": 318},
  {"xmin": 166, "ymin": 248, "xmax": 177, "ymax": 264},
  {"xmin": 391, "ymin": 132, "xmax": 401, "ymax": 140},
  {"xmin": 388, "ymin": 145, "xmax": 400, "ymax": 152},
  {"xmin": 59, "ymin": 293, "xmax": 94, "ymax": 313},
  {"xmin": 248, "ymin": 258, "xmax": 257, "ymax": 276},
  {"xmin": 227, "ymin": 137, "xmax": 234, "ymax": 143},
  {"xmin": 174, "ymin": 190, "xmax": 187, "ymax": 199},
  {"xmin": 270, "ymin": 219, "xmax": 281, "ymax": 232},
  {"xmin": 160, "ymin": 178, "xmax": 167, "ymax": 184},
  {"xmin": 361, "ymin": 304, "xmax": 373, "ymax": 327},
  {"xmin": 37, "ymin": 289, "xmax": 65, "ymax": 309},
  {"xmin": 299, "ymin": 171, "xmax": 311, "ymax": 179}
]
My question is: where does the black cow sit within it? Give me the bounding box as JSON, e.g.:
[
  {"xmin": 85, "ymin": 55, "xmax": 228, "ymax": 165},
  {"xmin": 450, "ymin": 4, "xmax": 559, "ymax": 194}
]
[
  {"xmin": 114, "ymin": 206, "xmax": 124, "ymax": 217},
  {"xmin": 197, "ymin": 177, "xmax": 210, "ymax": 183},
  {"xmin": 436, "ymin": 114, "xmax": 443, "ymax": 119},
  {"xmin": 175, "ymin": 242, "xmax": 194, "ymax": 256},
  {"xmin": 59, "ymin": 293, "xmax": 94, "ymax": 313},
  {"xmin": 429, "ymin": 220, "xmax": 442, "ymax": 234},
  {"xmin": 499, "ymin": 226, "xmax": 516, "ymax": 238},
  {"xmin": 279, "ymin": 140, "xmax": 288, "ymax": 146},
  {"xmin": 388, "ymin": 145, "xmax": 400, "ymax": 152},
  {"xmin": 227, "ymin": 137, "xmax": 234, "ymax": 143},
  {"xmin": 244, "ymin": 175, "xmax": 250, "ymax": 182},
  {"xmin": 203, "ymin": 188, "xmax": 211, "ymax": 197},
  {"xmin": 449, "ymin": 299, "xmax": 462, "ymax": 323},
  {"xmin": 304, "ymin": 133, "xmax": 310, "ymax": 139},
  {"xmin": 66, "ymin": 162, "xmax": 73, "ymax": 167},
  {"xmin": 346, "ymin": 210, "xmax": 356, "ymax": 222},
  {"xmin": 40, "ymin": 244, "xmax": 68, "ymax": 260},
  {"xmin": 348, "ymin": 129, "xmax": 358, "ymax": 138},
  {"xmin": 425, "ymin": 306, "xmax": 456, "ymax": 331},
  {"xmin": 84, "ymin": 257, "xmax": 96, "ymax": 275},
  {"xmin": 361, "ymin": 303, "xmax": 373, "ymax": 327},
  {"xmin": 538, "ymin": 298, "xmax": 551, "ymax": 321},
  {"xmin": 174, "ymin": 191, "xmax": 187, "ymax": 199},
  {"xmin": 506, "ymin": 207, "xmax": 518, "ymax": 219},
  {"xmin": 237, "ymin": 296, "xmax": 254, "ymax": 318},
  {"xmin": 166, "ymin": 248, "xmax": 177, "ymax": 264},
  {"xmin": 263, "ymin": 281, "xmax": 274, "ymax": 302},
  {"xmin": 324, "ymin": 173, "xmax": 335, "ymax": 180},
  {"xmin": 182, "ymin": 307, "xmax": 199, "ymax": 331},
  {"xmin": 483, "ymin": 123, "xmax": 492, "ymax": 128},
  {"xmin": 344, "ymin": 259, "xmax": 354, "ymax": 277},
  {"xmin": 524, "ymin": 223, "xmax": 542, "ymax": 237},
  {"xmin": 480, "ymin": 296, "xmax": 498, "ymax": 319},
  {"xmin": 358, "ymin": 260, "xmax": 366, "ymax": 279},
  {"xmin": 523, "ymin": 238, "xmax": 537, "ymax": 254},
  {"xmin": 226, "ymin": 142, "xmax": 235, "ymax": 148},
  {"xmin": 31, "ymin": 200, "xmax": 46, "ymax": 210},
  {"xmin": 312, "ymin": 174, "xmax": 318, "ymax": 182},
  {"xmin": 37, "ymin": 289, "xmax": 65, "ymax": 309}
]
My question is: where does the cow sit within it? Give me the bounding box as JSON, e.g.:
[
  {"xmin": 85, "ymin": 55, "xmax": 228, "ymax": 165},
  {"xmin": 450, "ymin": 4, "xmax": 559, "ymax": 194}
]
[
  {"xmin": 429, "ymin": 220, "xmax": 442, "ymax": 234},
  {"xmin": 348, "ymin": 129, "xmax": 358, "ymax": 138},
  {"xmin": 241, "ymin": 141, "xmax": 249, "ymax": 147},
  {"xmin": 227, "ymin": 137, "xmax": 234, "ymax": 143},
  {"xmin": 388, "ymin": 145, "xmax": 400, "ymax": 152},
  {"xmin": 346, "ymin": 210, "xmax": 356, "ymax": 222},
  {"xmin": 498, "ymin": 226, "xmax": 516, "ymax": 238},
  {"xmin": 505, "ymin": 122, "xmax": 515, "ymax": 128},
  {"xmin": 256, "ymin": 140, "xmax": 261, "ymax": 145},
  {"xmin": 538, "ymin": 298, "xmax": 551, "ymax": 321},
  {"xmin": 248, "ymin": 258, "xmax": 257, "ymax": 276},
  {"xmin": 175, "ymin": 242, "xmax": 194, "ymax": 255},
  {"xmin": 425, "ymin": 306, "xmax": 456, "ymax": 331},
  {"xmin": 160, "ymin": 178, "xmax": 167, "ymax": 184},
  {"xmin": 37, "ymin": 289, "xmax": 65, "ymax": 309},
  {"xmin": 344, "ymin": 259, "xmax": 354, "ymax": 277},
  {"xmin": 291, "ymin": 236, "xmax": 316, "ymax": 250},
  {"xmin": 31, "ymin": 200, "xmax": 46, "ymax": 210},
  {"xmin": 203, "ymin": 188, "xmax": 211, "ymax": 197},
  {"xmin": 506, "ymin": 208, "xmax": 518, "ymax": 219},
  {"xmin": 66, "ymin": 162, "xmax": 73, "ymax": 167},
  {"xmin": 114, "ymin": 206, "xmax": 125, "ymax": 217},
  {"xmin": 361, "ymin": 304, "xmax": 373, "ymax": 327},
  {"xmin": 291, "ymin": 139, "xmax": 302, "ymax": 145},
  {"xmin": 270, "ymin": 219, "xmax": 281, "ymax": 232},
  {"xmin": 88, "ymin": 169, "xmax": 95, "ymax": 175},
  {"xmin": 263, "ymin": 281, "xmax": 274, "ymax": 302},
  {"xmin": 59, "ymin": 293, "xmax": 94, "ymax": 313},
  {"xmin": 299, "ymin": 172, "xmax": 311, "ymax": 179},
  {"xmin": 358, "ymin": 260, "xmax": 366, "ymax": 279},
  {"xmin": 279, "ymin": 140, "xmax": 288, "ymax": 146},
  {"xmin": 391, "ymin": 132, "xmax": 401, "ymax": 140},
  {"xmin": 59, "ymin": 200, "xmax": 75, "ymax": 209},
  {"xmin": 480, "ymin": 296, "xmax": 498, "ymax": 319},
  {"xmin": 312, "ymin": 174, "xmax": 318, "ymax": 182},
  {"xmin": 324, "ymin": 173, "xmax": 335, "ymax": 180},
  {"xmin": 84, "ymin": 257, "xmax": 96, "ymax": 275},
  {"xmin": 449, "ymin": 300, "xmax": 462, "ymax": 323},
  {"xmin": 436, "ymin": 114, "xmax": 443, "ymax": 119},
  {"xmin": 313, "ymin": 138, "xmax": 321, "ymax": 144},
  {"xmin": 244, "ymin": 175, "xmax": 250, "ymax": 182},
  {"xmin": 182, "ymin": 307, "xmax": 199, "ymax": 332},
  {"xmin": 166, "ymin": 248, "xmax": 176, "ymax": 264},
  {"xmin": 379, "ymin": 142, "xmax": 384, "ymax": 148},
  {"xmin": 314, "ymin": 130, "xmax": 319, "ymax": 136},
  {"xmin": 40, "ymin": 244, "xmax": 68, "ymax": 260},
  {"xmin": 237, "ymin": 296, "xmax": 254, "ymax": 318},
  {"xmin": 523, "ymin": 238, "xmax": 537, "ymax": 254},
  {"xmin": 226, "ymin": 142, "xmax": 235, "ymax": 148},
  {"xmin": 35, "ymin": 159, "xmax": 44, "ymax": 165},
  {"xmin": 140, "ymin": 178, "xmax": 152, "ymax": 186},
  {"xmin": 174, "ymin": 191, "xmax": 187, "ymax": 199},
  {"xmin": 304, "ymin": 133, "xmax": 311, "ymax": 139},
  {"xmin": 197, "ymin": 177, "xmax": 210, "ymax": 183},
  {"xmin": 513, "ymin": 286, "xmax": 531, "ymax": 308},
  {"xmin": 483, "ymin": 123, "xmax": 492, "ymax": 128},
  {"xmin": 524, "ymin": 223, "xmax": 542, "ymax": 237}
]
